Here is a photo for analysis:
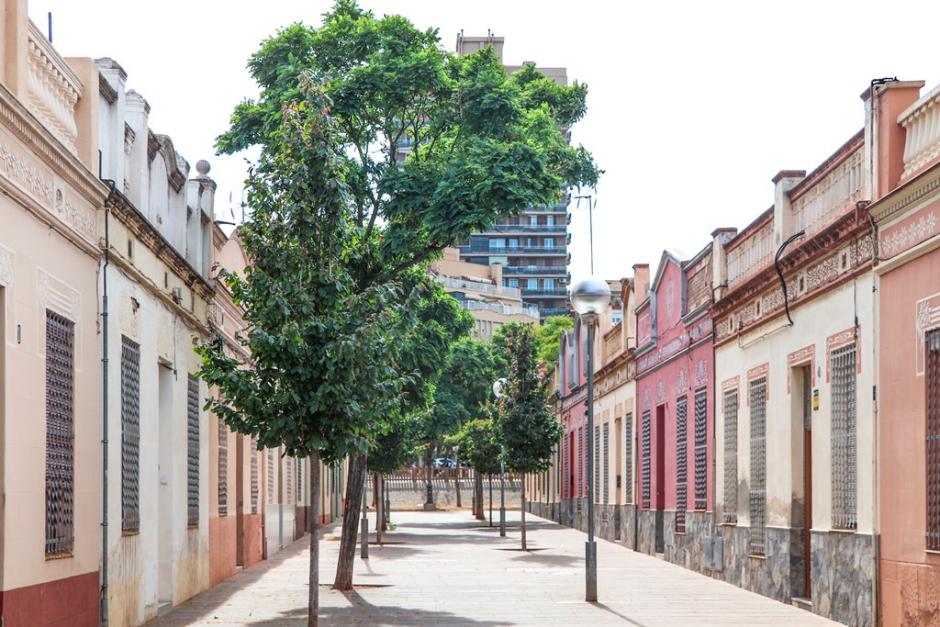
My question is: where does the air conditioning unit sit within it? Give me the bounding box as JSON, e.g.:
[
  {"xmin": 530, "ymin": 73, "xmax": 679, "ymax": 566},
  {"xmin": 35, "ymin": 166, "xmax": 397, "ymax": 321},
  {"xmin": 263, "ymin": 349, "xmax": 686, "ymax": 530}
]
[
  {"xmin": 566, "ymin": 233, "xmax": 572, "ymax": 245},
  {"xmin": 566, "ymin": 252, "xmax": 572, "ymax": 265},
  {"xmin": 566, "ymin": 212, "xmax": 572, "ymax": 225}
]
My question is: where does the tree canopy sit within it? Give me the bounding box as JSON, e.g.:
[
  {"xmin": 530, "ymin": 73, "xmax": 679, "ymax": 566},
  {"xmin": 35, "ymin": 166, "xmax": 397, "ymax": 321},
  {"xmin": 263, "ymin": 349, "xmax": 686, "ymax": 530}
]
[{"xmin": 534, "ymin": 315, "xmax": 574, "ymax": 368}]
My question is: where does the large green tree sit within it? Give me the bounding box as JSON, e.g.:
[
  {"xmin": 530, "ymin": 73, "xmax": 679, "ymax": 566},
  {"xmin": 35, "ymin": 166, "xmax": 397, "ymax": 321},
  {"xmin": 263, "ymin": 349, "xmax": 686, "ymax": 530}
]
[
  {"xmin": 215, "ymin": 0, "xmax": 597, "ymax": 598},
  {"xmin": 495, "ymin": 324, "xmax": 563, "ymax": 550},
  {"xmin": 447, "ymin": 417, "xmax": 502, "ymax": 520},
  {"xmin": 535, "ymin": 315, "xmax": 574, "ymax": 368}
]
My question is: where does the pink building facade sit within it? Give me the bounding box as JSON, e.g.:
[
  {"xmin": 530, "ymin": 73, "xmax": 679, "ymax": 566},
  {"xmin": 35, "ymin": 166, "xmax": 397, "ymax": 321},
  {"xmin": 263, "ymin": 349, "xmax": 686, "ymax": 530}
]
[{"xmin": 634, "ymin": 248, "xmax": 718, "ymax": 566}]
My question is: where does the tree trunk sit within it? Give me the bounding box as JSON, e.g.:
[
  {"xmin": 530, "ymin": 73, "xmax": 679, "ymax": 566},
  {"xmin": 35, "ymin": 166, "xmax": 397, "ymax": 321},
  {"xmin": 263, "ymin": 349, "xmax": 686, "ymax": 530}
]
[
  {"xmin": 334, "ymin": 453, "xmax": 367, "ymax": 590},
  {"xmin": 376, "ymin": 473, "xmax": 383, "ymax": 545},
  {"xmin": 383, "ymin": 475, "xmax": 390, "ymax": 530},
  {"xmin": 372, "ymin": 471, "xmax": 379, "ymax": 508},
  {"xmin": 424, "ymin": 447, "xmax": 434, "ymax": 508},
  {"xmin": 474, "ymin": 471, "xmax": 484, "ymax": 520},
  {"xmin": 521, "ymin": 473, "xmax": 527, "ymax": 551},
  {"xmin": 308, "ymin": 453, "xmax": 321, "ymax": 627},
  {"xmin": 455, "ymin": 461, "xmax": 462, "ymax": 508},
  {"xmin": 488, "ymin": 474, "xmax": 493, "ymax": 527}
]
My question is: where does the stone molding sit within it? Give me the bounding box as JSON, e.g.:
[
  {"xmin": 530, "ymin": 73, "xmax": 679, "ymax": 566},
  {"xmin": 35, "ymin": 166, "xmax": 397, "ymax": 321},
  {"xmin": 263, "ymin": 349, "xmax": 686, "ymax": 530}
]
[{"xmin": 25, "ymin": 22, "xmax": 82, "ymax": 155}]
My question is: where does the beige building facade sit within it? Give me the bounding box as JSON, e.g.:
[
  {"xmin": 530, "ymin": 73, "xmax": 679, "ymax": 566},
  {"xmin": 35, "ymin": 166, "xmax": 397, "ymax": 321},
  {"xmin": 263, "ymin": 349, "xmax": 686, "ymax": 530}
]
[
  {"xmin": 0, "ymin": 1, "xmax": 107, "ymax": 624},
  {"xmin": 431, "ymin": 247, "xmax": 538, "ymax": 341}
]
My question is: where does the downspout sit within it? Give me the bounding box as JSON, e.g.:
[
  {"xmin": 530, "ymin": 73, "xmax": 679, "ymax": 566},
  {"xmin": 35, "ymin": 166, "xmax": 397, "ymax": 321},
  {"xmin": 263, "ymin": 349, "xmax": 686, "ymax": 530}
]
[
  {"xmin": 774, "ymin": 230, "xmax": 805, "ymax": 326},
  {"xmin": 100, "ymin": 179, "xmax": 116, "ymax": 627}
]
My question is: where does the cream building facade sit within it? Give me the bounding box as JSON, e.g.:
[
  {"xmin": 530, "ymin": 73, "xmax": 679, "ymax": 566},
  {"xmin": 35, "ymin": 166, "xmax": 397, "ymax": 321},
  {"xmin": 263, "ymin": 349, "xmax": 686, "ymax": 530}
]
[
  {"xmin": 430, "ymin": 247, "xmax": 538, "ymax": 341},
  {"xmin": 0, "ymin": 2, "xmax": 107, "ymax": 624}
]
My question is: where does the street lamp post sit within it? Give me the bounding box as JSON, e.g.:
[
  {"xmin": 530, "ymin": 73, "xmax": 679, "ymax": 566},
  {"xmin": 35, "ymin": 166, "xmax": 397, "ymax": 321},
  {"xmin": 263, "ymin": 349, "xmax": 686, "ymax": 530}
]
[
  {"xmin": 493, "ymin": 378, "xmax": 508, "ymax": 537},
  {"xmin": 570, "ymin": 276, "xmax": 611, "ymax": 603}
]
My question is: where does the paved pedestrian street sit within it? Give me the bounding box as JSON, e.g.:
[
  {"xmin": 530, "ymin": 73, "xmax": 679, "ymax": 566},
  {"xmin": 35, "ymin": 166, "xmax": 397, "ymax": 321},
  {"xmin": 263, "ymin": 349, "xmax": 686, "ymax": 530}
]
[{"xmin": 150, "ymin": 510, "xmax": 836, "ymax": 626}]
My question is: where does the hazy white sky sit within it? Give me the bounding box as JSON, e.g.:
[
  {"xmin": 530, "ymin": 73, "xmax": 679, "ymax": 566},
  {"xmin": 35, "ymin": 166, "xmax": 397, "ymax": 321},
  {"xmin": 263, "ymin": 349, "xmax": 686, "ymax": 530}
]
[{"xmin": 31, "ymin": 0, "xmax": 940, "ymax": 283}]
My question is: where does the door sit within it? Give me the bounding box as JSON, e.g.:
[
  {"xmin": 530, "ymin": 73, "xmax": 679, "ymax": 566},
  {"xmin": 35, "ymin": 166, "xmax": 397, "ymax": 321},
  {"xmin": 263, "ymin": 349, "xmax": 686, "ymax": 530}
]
[
  {"xmin": 654, "ymin": 404, "xmax": 666, "ymax": 553},
  {"xmin": 802, "ymin": 367, "xmax": 813, "ymax": 598},
  {"xmin": 157, "ymin": 362, "xmax": 174, "ymax": 606},
  {"xmin": 614, "ymin": 417, "xmax": 622, "ymax": 540},
  {"xmin": 568, "ymin": 431, "xmax": 575, "ymax": 500},
  {"xmin": 236, "ymin": 436, "xmax": 245, "ymax": 566}
]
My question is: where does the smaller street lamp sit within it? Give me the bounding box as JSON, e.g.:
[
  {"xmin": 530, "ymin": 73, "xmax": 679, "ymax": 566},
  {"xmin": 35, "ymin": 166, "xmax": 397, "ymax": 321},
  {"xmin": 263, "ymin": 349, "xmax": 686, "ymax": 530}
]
[
  {"xmin": 492, "ymin": 377, "xmax": 508, "ymax": 537},
  {"xmin": 570, "ymin": 276, "xmax": 610, "ymax": 603}
]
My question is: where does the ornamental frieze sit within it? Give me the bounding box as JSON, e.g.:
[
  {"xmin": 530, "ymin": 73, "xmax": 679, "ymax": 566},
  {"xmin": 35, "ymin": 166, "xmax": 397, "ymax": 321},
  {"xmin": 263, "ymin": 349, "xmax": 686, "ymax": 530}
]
[
  {"xmin": 714, "ymin": 233, "xmax": 874, "ymax": 343},
  {"xmin": 0, "ymin": 125, "xmax": 95, "ymax": 242}
]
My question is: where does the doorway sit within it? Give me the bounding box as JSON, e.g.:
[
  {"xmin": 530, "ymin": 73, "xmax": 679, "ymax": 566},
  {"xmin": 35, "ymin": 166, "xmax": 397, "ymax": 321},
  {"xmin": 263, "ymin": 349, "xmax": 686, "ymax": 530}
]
[
  {"xmin": 614, "ymin": 417, "xmax": 622, "ymax": 540},
  {"xmin": 157, "ymin": 362, "xmax": 174, "ymax": 607},
  {"xmin": 236, "ymin": 436, "xmax": 245, "ymax": 566},
  {"xmin": 791, "ymin": 365, "xmax": 813, "ymax": 601},
  {"xmin": 654, "ymin": 404, "xmax": 666, "ymax": 554}
]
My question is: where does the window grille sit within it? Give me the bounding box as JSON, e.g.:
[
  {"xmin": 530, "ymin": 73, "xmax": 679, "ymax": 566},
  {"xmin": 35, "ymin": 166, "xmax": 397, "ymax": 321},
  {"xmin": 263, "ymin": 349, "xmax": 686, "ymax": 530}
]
[
  {"xmin": 297, "ymin": 457, "xmax": 303, "ymax": 503},
  {"xmin": 562, "ymin": 434, "xmax": 569, "ymax": 499},
  {"xmin": 267, "ymin": 448, "xmax": 276, "ymax": 504},
  {"xmin": 250, "ymin": 438, "xmax": 259, "ymax": 514},
  {"xmin": 285, "ymin": 457, "xmax": 293, "ymax": 505},
  {"xmin": 676, "ymin": 396, "xmax": 688, "ymax": 532},
  {"xmin": 831, "ymin": 343, "xmax": 857, "ymax": 530},
  {"xmin": 625, "ymin": 413, "xmax": 633, "ymax": 504},
  {"xmin": 723, "ymin": 389, "xmax": 738, "ymax": 523},
  {"xmin": 218, "ymin": 418, "xmax": 228, "ymax": 517},
  {"xmin": 577, "ymin": 427, "xmax": 583, "ymax": 497},
  {"xmin": 45, "ymin": 311, "xmax": 74, "ymax": 555},
  {"xmin": 641, "ymin": 410, "xmax": 651, "ymax": 508},
  {"xmin": 594, "ymin": 425, "xmax": 600, "ymax": 503},
  {"xmin": 694, "ymin": 387, "xmax": 708, "ymax": 510},
  {"xmin": 187, "ymin": 374, "xmax": 200, "ymax": 527},
  {"xmin": 121, "ymin": 335, "xmax": 141, "ymax": 532},
  {"xmin": 927, "ymin": 328, "xmax": 940, "ymax": 551},
  {"xmin": 603, "ymin": 422, "xmax": 610, "ymax": 504},
  {"xmin": 749, "ymin": 377, "xmax": 767, "ymax": 555}
]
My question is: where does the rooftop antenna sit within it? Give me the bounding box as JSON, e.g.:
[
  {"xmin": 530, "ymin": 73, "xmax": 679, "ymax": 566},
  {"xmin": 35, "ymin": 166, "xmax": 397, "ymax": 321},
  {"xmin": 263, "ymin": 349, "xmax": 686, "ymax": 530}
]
[{"xmin": 47, "ymin": 12, "xmax": 52, "ymax": 43}]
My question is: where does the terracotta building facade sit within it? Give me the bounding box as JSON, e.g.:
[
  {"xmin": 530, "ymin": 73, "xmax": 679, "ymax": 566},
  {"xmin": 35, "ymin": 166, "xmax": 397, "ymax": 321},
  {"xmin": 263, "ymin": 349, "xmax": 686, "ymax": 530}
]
[
  {"xmin": 871, "ymin": 80, "xmax": 940, "ymax": 626},
  {"xmin": 634, "ymin": 244, "xmax": 718, "ymax": 567}
]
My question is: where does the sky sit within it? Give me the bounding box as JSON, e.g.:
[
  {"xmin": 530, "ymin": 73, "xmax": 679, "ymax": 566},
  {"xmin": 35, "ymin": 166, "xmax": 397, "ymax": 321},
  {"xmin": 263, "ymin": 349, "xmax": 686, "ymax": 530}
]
[{"xmin": 31, "ymin": 0, "xmax": 940, "ymax": 283}]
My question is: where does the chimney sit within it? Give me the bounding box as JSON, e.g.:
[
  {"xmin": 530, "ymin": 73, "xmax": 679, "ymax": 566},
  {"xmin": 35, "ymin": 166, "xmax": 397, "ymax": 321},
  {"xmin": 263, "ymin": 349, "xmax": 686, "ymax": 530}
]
[
  {"xmin": 862, "ymin": 80, "xmax": 925, "ymax": 199},
  {"xmin": 771, "ymin": 170, "xmax": 805, "ymax": 245},
  {"xmin": 710, "ymin": 227, "xmax": 737, "ymax": 301},
  {"xmin": 632, "ymin": 263, "xmax": 650, "ymax": 303}
]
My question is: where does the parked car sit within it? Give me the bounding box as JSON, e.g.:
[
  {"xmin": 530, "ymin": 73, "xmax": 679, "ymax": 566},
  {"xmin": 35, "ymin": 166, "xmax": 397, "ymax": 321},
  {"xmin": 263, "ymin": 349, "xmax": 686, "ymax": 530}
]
[{"xmin": 433, "ymin": 457, "xmax": 456, "ymax": 468}]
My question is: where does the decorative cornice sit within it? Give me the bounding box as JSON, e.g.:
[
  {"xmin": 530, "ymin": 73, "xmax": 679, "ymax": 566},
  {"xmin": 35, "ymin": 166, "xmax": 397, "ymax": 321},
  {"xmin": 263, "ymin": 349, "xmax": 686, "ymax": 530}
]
[
  {"xmin": 0, "ymin": 81, "xmax": 106, "ymax": 206},
  {"xmin": 870, "ymin": 159, "xmax": 940, "ymax": 225},
  {"xmin": 99, "ymin": 73, "xmax": 117, "ymax": 104},
  {"xmin": 107, "ymin": 189, "xmax": 214, "ymax": 301}
]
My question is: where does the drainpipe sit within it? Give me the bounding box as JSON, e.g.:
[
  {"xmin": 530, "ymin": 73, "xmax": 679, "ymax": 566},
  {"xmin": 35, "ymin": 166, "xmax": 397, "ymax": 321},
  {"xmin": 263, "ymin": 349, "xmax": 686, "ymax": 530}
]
[{"xmin": 100, "ymin": 179, "xmax": 116, "ymax": 627}]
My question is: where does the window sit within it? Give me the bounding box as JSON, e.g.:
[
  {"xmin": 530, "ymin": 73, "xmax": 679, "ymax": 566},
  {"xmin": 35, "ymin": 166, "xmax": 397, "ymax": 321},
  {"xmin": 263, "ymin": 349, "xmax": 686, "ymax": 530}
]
[
  {"xmin": 218, "ymin": 419, "xmax": 228, "ymax": 517},
  {"xmin": 594, "ymin": 425, "xmax": 600, "ymax": 503},
  {"xmin": 544, "ymin": 238, "xmax": 554, "ymax": 248},
  {"xmin": 676, "ymin": 396, "xmax": 688, "ymax": 532},
  {"xmin": 546, "ymin": 215, "xmax": 555, "ymax": 226},
  {"xmin": 121, "ymin": 336, "xmax": 141, "ymax": 532},
  {"xmin": 749, "ymin": 377, "xmax": 767, "ymax": 555},
  {"xmin": 45, "ymin": 311, "xmax": 74, "ymax": 555},
  {"xmin": 694, "ymin": 387, "xmax": 708, "ymax": 510},
  {"xmin": 602, "ymin": 422, "xmax": 609, "ymax": 504},
  {"xmin": 831, "ymin": 343, "xmax": 857, "ymax": 530},
  {"xmin": 527, "ymin": 278, "xmax": 538, "ymax": 290},
  {"xmin": 508, "ymin": 279, "xmax": 519, "ymax": 288},
  {"xmin": 267, "ymin": 449, "xmax": 276, "ymax": 504},
  {"xmin": 508, "ymin": 238, "xmax": 519, "ymax": 249},
  {"xmin": 562, "ymin": 433, "xmax": 569, "ymax": 500},
  {"xmin": 927, "ymin": 328, "xmax": 940, "ymax": 550},
  {"xmin": 285, "ymin": 457, "xmax": 293, "ymax": 505},
  {"xmin": 544, "ymin": 278, "xmax": 555, "ymax": 290},
  {"xmin": 186, "ymin": 375, "xmax": 200, "ymax": 527},
  {"xmin": 641, "ymin": 410, "xmax": 651, "ymax": 508},
  {"xmin": 529, "ymin": 215, "xmax": 538, "ymax": 226},
  {"xmin": 624, "ymin": 413, "xmax": 633, "ymax": 504},
  {"xmin": 577, "ymin": 427, "xmax": 584, "ymax": 497},
  {"xmin": 251, "ymin": 438, "xmax": 259, "ymax": 514},
  {"xmin": 723, "ymin": 389, "xmax": 738, "ymax": 523},
  {"xmin": 489, "ymin": 238, "xmax": 504, "ymax": 250}
]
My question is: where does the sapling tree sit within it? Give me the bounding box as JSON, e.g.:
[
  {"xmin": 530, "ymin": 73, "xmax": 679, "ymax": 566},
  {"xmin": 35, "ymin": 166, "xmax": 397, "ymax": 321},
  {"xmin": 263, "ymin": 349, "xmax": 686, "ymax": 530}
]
[{"xmin": 495, "ymin": 324, "xmax": 563, "ymax": 550}]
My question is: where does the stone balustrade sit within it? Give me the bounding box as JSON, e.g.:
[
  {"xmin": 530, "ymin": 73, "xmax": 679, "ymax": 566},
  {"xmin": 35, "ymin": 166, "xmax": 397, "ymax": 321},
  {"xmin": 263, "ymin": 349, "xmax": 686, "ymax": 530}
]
[
  {"xmin": 727, "ymin": 221, "xmax": 774, "ymax": 288},
  {"xmin": 790, "ymin": 146, "xmax": 863, "ymax": 239},
  {"xmin": 26, "ymin": 21, "xmax": 82, "ymax": 155},
  {"xmin": 603, "ymin": 323, "xmax": 623, "ymax": 364},
  {"xmin": 900, "ymin": 83, "xmax": 940, "ymax": 180}
]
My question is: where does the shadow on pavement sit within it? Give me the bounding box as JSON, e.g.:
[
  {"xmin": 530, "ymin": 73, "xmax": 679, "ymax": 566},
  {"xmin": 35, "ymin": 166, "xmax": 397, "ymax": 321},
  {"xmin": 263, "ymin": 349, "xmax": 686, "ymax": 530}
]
[{"xmin": 248, "ymin": 589, "xmax": 512, "ymax": 626}]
